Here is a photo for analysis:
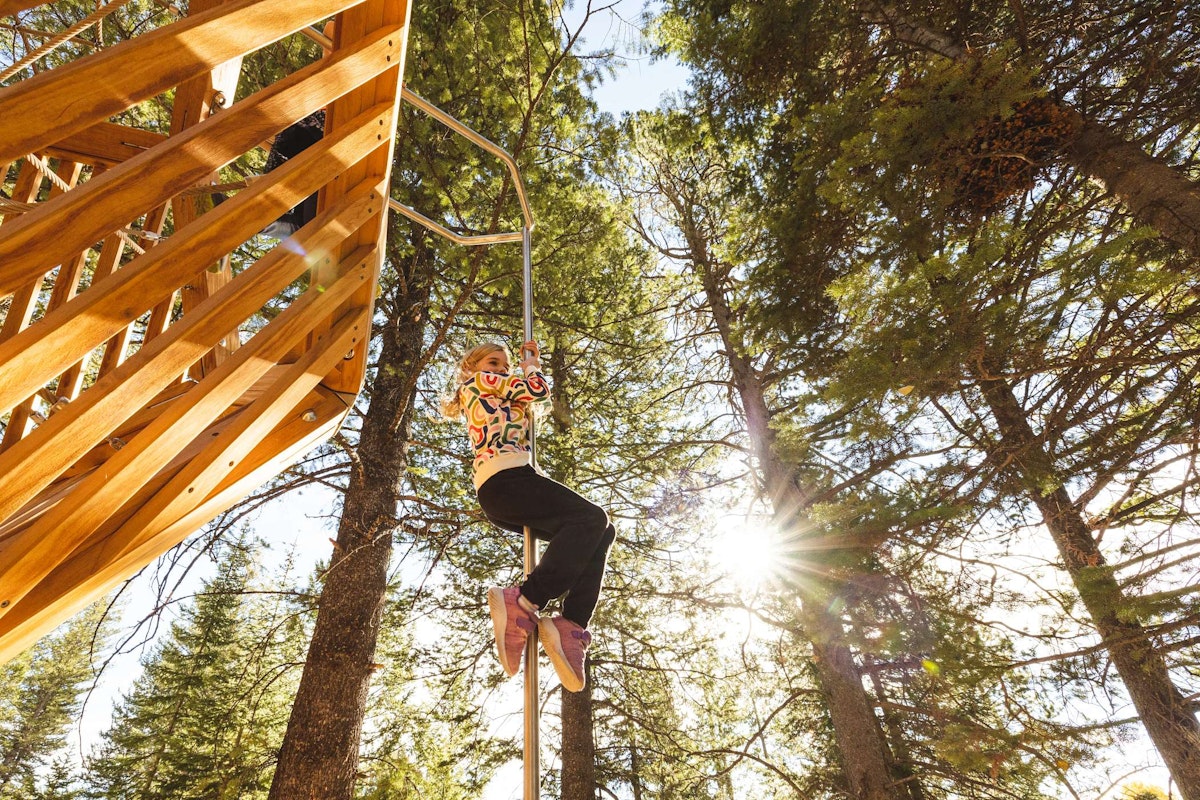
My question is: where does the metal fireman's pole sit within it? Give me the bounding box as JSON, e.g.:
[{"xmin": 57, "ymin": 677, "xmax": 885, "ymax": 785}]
[
  {"xmin": 388, "ymin": 84, "xmax": 540, "ymax": 800},
  {"xmin": 520, "ymin": 223, "xmax": 538, "ymax": 800}
]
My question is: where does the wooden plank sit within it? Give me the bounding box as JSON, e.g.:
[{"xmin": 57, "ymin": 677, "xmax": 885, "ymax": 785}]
[
  {"xmin": 0, "ymin": 245, "xmax": 374, "ymax": 616},
  {"xmin": 0, "ymin": 161, "xmax": 66, "ymax": 345},
  {"xmin": 0, "ymin": 397, "xmax": 35, "ymax": 453},
  {"xmin": 137, "ymin": 201, "xmax": 181, "ymax": 352},
  {"xmin": 0, "ymin": 1, "xmax": 57, "ymax": 18},
  {"xmin": 44, "ymin": 122, "xmax": 166, "ymax": 168},
  {"xmin": 0, "ymin": 106, "xmax": 393, "ymax": 414},
  {"xmin": 0, "ymin": 164, "xmax": 46, "ymax": 439},
  {"xmin": 0, "ymin": 160, "xmax": 41, "ymax": 236},
  {"xmin": 142, "ymin": 292, "xmax": 177, "ymax": 345},
  {"xmin": 170, "ymin": 0, "xmax": 246, "ymax": 379},
  {"xmin": 94, "ymin": 203, "xmax": 170, "ymax": 379},
  {"xmin": 55, "ymin": 380, "xmax": 200, "ymax": 483},
  {"xmin": 98, "ymin": 307, "xmax": 364, "ymax": 563},
  {"xmin": 0, "ymin": 28, "xmax": 402, "ymax": 299},
  {"xmin": 318, "ymin": 0, "xmax": 409, "ymax": 394},
  {"xmin": 0, "ymin": 0, "xmax": 366, "ymax": 166},
  {"xmin": 0, "ymin": 404, "xmax": 243, "ymax": 627},
  {"xmin": 47, "ymin": 366, "xmax": 262, "ymax": 487},
  {"xmin": 0, "ymin": 160, "xmax": 84, "ymax": 451},
  {"xmin": 0, "ymin": 470, "xmax": 91, "ymax": 547},
  {"xmin": 0, "ymin": 185, "xmax": 383, "ymax": 529},
  {"xmin": 42, "ymin": 162, "xmax": 89, "ymax": 314},
  {"xmin": 0, "ymin": 388, "xmax": 348, "ymax": 664},
  {"xmin": 0, "ymin": 385, "xmax": 218, "ymax": 547},
  {"xmin": 168, "ymin": 0, "xmax": 246, "ymax": 134},
  {"xmin": 40, "ymin": 160, "xmax": 93, "ymax": 402}
]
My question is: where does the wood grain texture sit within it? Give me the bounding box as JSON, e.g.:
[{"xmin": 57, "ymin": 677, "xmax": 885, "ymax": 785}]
[
  {"xmin": 0, "ymin": 183, "xmax": 382, "ymax": 534},
  {"xmin": 0, "ymin": 0, "xmax": 364, "ymax": 165},
  {"xmin": 45, "ymin": 122, "xmax": 166, "ymax": 168},
  {"xmin": 0, "ymin": 28, "xmax": 401, "ymax": 299},
  {"xmin": 0, "ymin": 0, "xmax": 408, "ymax": 665},
  {"xmin": 0, "ymin": 244, "xmax": 374, "ymax": 616},
  {"xmin": 316, "ymin": 0, "xmax": 408, "ymax": 395},
  {"xmin": 0, "ymin": 389, "xmax": 348, "ymax": 664},
  {"xmin": 0, "ymin": 107, "xmax": 391, "ymax": 416}
]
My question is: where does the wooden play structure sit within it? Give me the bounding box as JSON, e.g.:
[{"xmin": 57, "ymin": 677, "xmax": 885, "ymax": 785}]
[{"xmin": 0, "ymin": 0, "xmax": 412, "ymax": 663}]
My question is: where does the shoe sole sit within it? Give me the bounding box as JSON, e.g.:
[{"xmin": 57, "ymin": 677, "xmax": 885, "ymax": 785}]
[
  {"xmin": 539, "ymin": 617, "xmax": 586, "ymax": 692},
  {"xmin": 487, "ymin": 588, "xmax": 520, "ymax": 677}
]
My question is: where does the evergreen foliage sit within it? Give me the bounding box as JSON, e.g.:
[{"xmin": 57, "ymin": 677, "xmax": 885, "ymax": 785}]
[
  {"xmin": 2, "ymin": 1, "xmax": 1198, "ymax": 798},
  {"xmin": 0, "ymin": 602, "xmax": 111, "ymax": 800},
  {"xmin": 86, "ymin": 544, "xmax": 305, "ymax": 800}
]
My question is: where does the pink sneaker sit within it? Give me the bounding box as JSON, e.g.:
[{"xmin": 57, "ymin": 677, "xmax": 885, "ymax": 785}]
[
  {"xmin": 539, "ymin": 615, "xmax": 591, "ymax": 692},
  {"xmin": 487, "ymin": 587, "xmax": 538, "ymax": 676}
]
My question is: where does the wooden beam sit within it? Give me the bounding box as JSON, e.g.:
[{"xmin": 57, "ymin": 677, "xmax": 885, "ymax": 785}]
[
  {"xmin": 95, "ymin": 203, "xmax": 171, "ymax": 380},
  {"xmin": 0, "ymin": 1, "xmax": 54, "ymax": 18},
  {"xmin": 170, "ymin": 0, "xmax": 247, "ymax": 379},
  {"xmin": 55, "ymin": 380, "xmax": 200, "ymax": 484},
  {"xmin": 0, "ymin": 159, "xmax": 84, "ymax": 453},
  {"xmin": 98, "ymin": 307, "xmax": 364, "ymax": 565},
  {"xmin": 0, "ymin": 245, "xmax": 374, "ymax": 616},
  {"xmin": 0, "ymin": 183, "xmax": 383, "ymax": 530},
  {"xmin": 44, "ymin": 122, "xmax": 166, "ymax": 168},
  {"xmin": 0, "ymin": 388, "xmax": 348, "ymax": 664},
  {"xmin": 0, "ymin": 406, "xmax": 246, "ymax": 648},
  {"xmin": 0, "ymin": 163, "xmax": 48, "ymax": 345},
  {"xmin": 0, "ymin": 28, "xmax": 402, "ymax": 299},
  {"xmin": 0, "ymin": 106, "xmax": 393, "ymax": 413},
  {"xmin": 317, "ymin": 0, "xmax": 409, "ymax": 394},
  {"xmin": 0, "ymin": 0, "xmax": 366, "ymax": 166}
]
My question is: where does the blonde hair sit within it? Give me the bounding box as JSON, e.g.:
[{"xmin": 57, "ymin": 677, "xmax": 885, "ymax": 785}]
[{"xmin": 440, "ymin": 342, "xmax": 509, "ymax": 419}]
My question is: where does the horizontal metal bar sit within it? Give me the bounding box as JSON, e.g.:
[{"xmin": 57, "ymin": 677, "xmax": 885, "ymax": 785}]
[
  {"xmin": 399, "ymin": 85, "xmax": 533, "ymax": 230},
  {"xmin": 386, "ymin": 198, "xmax": 523, "ymax": 245}
]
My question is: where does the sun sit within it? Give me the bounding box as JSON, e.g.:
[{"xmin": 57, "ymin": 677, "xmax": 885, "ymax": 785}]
[{"xmin": 709, "ymin": 514, "xmax": 783, "ymax": 590}]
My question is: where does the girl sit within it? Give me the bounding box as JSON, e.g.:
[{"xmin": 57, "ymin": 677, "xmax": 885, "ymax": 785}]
[{"xmin": 443, "ymin": 340, "xmax": 615, "ymax": 692}]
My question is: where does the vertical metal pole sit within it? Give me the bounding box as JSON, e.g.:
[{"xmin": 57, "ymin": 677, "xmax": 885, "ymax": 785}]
[
  {"xmin": 391, "ymin": 87, "xmax": 538, "ymax": 800},
  {"xmin": 521, "ymin": 225, "xmax": 539, "ymax": 800}
]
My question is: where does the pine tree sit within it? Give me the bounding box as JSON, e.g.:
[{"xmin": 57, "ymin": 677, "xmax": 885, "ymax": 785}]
[
  {"xmin": 647, "ymin": 2, "xmax": 1200, "ymax": 794},
  {"xmin": 0, "ymin": 601, "xmax": 111, "ymax": 800},
  {"xmin": 87, "ymin": 542, "xmax": 305, "ymax": 799},
  {"xmin": 656, "ymin": 0, "xmax": 1200, "ymax": 260}
]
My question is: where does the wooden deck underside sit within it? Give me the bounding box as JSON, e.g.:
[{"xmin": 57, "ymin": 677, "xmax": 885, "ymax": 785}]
[{"xmin": 0, "ymin": 0, "xmax": 411, "ymax": 663}]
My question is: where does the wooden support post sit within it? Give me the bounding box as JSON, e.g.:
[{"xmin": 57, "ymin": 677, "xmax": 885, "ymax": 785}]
[
  {"xmin": 97, "ymin": 203, "xmax": 172, "ymax": 377},
  {"xmin": 170, "ymin": 0, "xmax": 246, "ymax": 379},
  {"xmin": 0, "ymin": 158, "xmax": 84, "ymax": 452}
]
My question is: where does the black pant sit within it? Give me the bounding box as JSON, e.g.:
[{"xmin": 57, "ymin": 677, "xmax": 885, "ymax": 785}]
[{"xmin": 477, "ymin": 466, "xmax": 615, "ymax": 628}]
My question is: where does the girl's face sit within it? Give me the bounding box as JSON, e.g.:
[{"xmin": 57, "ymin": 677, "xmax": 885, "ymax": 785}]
[{"xmin": 475, "ymin": 349, "xmax": 510, "ymax": 374}]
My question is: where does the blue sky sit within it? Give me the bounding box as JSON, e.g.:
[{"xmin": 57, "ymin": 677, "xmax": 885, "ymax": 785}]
[{"xmin": 561, "ymin": 0, "xmax": 691, "ymax": 117}]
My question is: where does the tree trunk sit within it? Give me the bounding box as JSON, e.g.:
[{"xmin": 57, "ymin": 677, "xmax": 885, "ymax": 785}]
[
  {"xmin": 978, "ymin": 374, "xmax": 1200, "ymax": 800},
  {"xmin": 547, "ymin": 338, "xmax": 598, "ymax": 799},
  {"xmin": 1062, "ymin": 114, "xmax": 1200, "ymax": 261},
  {"xmin": 694, "ymin": 249, "xmax": 908, "ymax": 800},
  {"xmin": 561, "ymin": 667, "xmax": 596, "ymax": 800},
  {"xmin": 804, "ymin": 600, "xmax": 903, "ymax": 800},
  {"xmin": 268, "ymin": 236, "xmax": 434, "ymax": 800}
]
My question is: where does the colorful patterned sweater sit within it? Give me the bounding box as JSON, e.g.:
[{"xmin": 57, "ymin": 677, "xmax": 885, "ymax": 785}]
[{"xmin": 458, "ymin": 368, "xmax": 551, "ymax": 489}]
